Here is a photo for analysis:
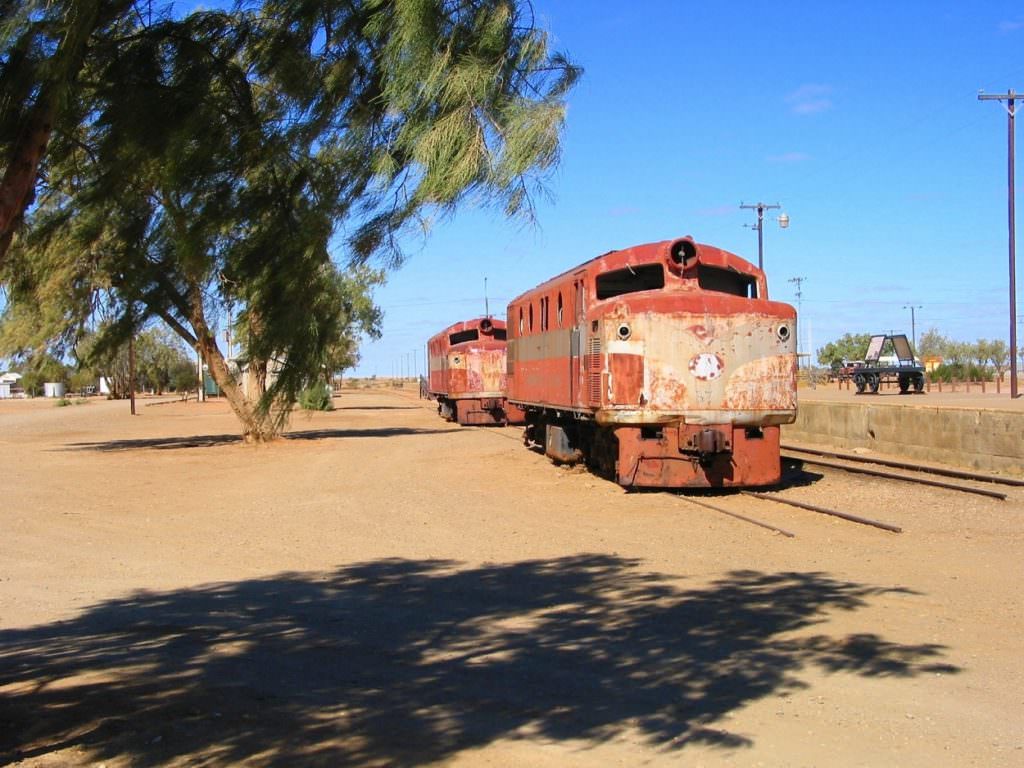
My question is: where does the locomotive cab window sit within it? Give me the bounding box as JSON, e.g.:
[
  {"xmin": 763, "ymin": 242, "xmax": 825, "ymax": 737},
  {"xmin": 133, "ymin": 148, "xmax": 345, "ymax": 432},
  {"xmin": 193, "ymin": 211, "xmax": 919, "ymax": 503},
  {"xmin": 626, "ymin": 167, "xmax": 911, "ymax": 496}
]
[
  {"xmin": 493, "ymin": 328, "xmax": 507, "ymax": 341},
  {"xmin": 697, "ymin": 266, "xmax": 758, "ymax": 298},
  {"xmin": 595, "ymin": 264, "xmax": 665, "ymax": 300},
  {"xmin": 449, "ymin": 329, "xmax": 479, "ymax": 345}
]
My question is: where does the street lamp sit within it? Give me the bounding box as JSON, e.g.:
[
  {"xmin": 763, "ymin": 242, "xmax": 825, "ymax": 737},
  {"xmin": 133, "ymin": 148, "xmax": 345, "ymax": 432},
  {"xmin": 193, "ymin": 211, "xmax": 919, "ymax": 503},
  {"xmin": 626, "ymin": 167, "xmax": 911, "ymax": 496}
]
[
  {"xmin": 978, "ymin": 88, "xmax": 1020, "ymax": 398},
  {"xmin": 740, "ymin": 202, "xmax": 789, "ymax": 271}
]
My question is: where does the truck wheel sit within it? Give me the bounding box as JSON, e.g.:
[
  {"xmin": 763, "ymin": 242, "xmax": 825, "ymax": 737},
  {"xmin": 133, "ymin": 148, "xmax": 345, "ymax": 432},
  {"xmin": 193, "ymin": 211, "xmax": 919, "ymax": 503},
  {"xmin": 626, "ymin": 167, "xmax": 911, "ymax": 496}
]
[
  {"xmin": 913, "ymin": 374, "xmax": 925, "ymax": 393},
  {"xmin": 854, "ymin": 374, "xmax": 866, "ymax": 393},
  {"xmin": 868, "ymin": 374, "xmax": 880, "ymax": 393},
  {"xmin": 898, "ymin": 373, "xmax": 911, "ymax": 393}
]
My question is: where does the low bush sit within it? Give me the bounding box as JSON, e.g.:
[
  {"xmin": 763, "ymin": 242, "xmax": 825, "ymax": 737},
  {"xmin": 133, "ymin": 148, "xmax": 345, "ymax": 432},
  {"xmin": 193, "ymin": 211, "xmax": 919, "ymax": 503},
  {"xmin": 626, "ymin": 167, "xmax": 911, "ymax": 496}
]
[
  {"xmin": 298, "ymin": 382, "xmax": 334, "ymax": 411},
  {"xmin": 928, "ymin": 363, "xmax": 992, "ymax": 383}
]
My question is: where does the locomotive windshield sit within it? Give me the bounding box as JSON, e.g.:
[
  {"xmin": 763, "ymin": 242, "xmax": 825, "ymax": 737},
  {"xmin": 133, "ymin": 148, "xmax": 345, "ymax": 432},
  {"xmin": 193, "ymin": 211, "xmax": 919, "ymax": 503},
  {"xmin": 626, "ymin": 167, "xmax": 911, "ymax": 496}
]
[
  {"xmin": 595, "ymin": 264, "xmax": 665, "ymax": 299},
  {"xmin": 697, "ymin": 266, "xmax": 758, "ymax": 298},
  {"xmin": 449, "ymin": 329, "xmax": 479, "ymax": 345}
]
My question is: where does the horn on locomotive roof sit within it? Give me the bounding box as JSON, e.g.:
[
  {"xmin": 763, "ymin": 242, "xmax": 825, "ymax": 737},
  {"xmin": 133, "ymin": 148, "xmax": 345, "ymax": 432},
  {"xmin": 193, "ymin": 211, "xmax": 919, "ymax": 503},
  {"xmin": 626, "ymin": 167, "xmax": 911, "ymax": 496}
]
[
  {"xmin": 668, "ymin": 237, "xmax": 698, "ymax": 267},
  {"xmin": 480, "ymin": 316, "xmax": 494, "ymax": 334}
]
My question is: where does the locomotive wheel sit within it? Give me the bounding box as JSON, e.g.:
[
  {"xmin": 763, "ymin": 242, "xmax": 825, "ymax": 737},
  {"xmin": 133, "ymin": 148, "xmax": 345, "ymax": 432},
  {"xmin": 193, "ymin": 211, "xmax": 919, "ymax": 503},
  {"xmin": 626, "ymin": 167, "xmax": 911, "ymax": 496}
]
[
  {"xmin": 854, "ymin": 374, "xmax": 866, "ymax": 393},
  {"xmin": 524, "ymin": 415, "xmax": 546, "ymax": 451},
  {"xmin": 868, "ymin": 374, "xmax": 880, "ymax": 394}
]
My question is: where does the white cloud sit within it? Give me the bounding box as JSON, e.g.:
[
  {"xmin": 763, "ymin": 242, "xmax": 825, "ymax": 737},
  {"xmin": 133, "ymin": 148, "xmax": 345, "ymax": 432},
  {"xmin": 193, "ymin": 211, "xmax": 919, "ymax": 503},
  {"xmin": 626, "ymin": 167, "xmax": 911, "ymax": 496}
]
[
  {"xmin": 998, "ymin": 18, "xmax": 1024, "ymax": 32},
  {"xmin": 786, "ymin": 84, "xmax": 833, "ymax": 115}
]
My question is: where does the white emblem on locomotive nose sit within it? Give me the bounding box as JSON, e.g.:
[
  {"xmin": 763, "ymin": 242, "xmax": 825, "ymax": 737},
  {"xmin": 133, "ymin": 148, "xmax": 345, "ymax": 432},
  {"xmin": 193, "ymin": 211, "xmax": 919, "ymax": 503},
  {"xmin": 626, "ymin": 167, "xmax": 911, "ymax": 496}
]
[{"xmin": 688, "ymin": 353, "xmax": 724, "ymax": 381}]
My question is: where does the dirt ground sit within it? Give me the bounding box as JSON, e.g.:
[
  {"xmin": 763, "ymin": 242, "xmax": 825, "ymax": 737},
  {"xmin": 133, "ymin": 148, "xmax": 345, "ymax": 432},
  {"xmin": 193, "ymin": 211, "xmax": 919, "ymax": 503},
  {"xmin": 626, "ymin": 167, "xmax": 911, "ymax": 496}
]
[{"xmin": 1, "ymin": 387, "xmax": 1021, "ymax": 767}]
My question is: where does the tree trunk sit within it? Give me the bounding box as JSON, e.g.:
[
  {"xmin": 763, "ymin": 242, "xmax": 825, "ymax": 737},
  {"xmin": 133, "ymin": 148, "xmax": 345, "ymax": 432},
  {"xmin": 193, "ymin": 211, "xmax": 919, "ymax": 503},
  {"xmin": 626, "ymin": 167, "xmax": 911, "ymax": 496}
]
[
  {"xmin": 185, "ymin": 285, "xmax": 278, "ymax": 442},
  {"xmin": 0, "ymin": 0, "xmax": 104, "ymax": 268}
]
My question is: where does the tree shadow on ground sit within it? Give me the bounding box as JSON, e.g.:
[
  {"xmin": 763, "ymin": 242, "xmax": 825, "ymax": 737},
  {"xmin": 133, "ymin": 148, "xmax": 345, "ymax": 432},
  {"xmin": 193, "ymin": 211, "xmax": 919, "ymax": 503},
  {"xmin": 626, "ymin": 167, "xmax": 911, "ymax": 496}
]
[
  {"xmin": 60, "ymin": 427, "xmax": 457, "ymax": 452},
  {"xmin": 0, "ymin": 557, "xmax": 958, "ymax": 766}
]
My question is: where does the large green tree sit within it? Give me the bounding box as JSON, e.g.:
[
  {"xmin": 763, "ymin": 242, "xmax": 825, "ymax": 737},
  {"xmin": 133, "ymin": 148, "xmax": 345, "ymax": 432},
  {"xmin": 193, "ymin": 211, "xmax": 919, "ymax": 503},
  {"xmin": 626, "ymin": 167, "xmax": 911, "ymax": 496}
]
[{"xmin": 0, "ymin": 0, "xmax": 579, "ymax": 439}]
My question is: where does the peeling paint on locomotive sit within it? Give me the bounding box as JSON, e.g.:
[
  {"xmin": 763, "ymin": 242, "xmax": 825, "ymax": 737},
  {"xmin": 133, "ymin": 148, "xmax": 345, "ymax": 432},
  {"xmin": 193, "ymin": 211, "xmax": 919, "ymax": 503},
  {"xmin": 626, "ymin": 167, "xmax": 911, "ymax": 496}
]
[
  {"xmin": 506, "ymin": 237, "xmax": 798, "ymax": 488},
  {"xmin": 426, "ymin": 317, "xmax": 524, "ymax": 426}
]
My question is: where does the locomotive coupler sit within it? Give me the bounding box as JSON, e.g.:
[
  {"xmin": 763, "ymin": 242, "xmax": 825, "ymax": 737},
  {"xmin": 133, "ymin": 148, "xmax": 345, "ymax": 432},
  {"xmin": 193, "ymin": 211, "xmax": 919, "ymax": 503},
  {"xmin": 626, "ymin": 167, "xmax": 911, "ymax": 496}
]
[{"xmin": 679, "ymin": 426, "xmax": 733, "ymax": 461}]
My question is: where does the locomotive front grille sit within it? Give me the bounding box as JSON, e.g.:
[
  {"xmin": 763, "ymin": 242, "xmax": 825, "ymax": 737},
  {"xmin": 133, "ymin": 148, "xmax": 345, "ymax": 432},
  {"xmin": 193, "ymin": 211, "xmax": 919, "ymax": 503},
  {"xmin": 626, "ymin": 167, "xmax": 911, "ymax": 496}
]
[{"xmin": 587, "ymin": 336, "xmax": 602, "ymax": 402}]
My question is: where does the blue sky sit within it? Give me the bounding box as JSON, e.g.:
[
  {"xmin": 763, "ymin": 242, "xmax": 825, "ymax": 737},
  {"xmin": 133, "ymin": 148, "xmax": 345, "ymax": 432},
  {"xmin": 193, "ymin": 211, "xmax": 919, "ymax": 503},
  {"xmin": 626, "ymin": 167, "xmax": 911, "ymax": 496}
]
[{"xmin": 352, "ymin": 0, "xmax": 1024, "ymax": 377}]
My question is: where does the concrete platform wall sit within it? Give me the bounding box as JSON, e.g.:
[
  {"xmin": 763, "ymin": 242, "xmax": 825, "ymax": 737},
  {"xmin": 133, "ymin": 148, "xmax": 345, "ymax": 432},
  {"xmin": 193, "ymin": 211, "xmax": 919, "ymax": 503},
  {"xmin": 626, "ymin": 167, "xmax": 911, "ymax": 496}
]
[{"xmin": 784, "ymin": 401, "xmax": 1024, "ymax": 475}]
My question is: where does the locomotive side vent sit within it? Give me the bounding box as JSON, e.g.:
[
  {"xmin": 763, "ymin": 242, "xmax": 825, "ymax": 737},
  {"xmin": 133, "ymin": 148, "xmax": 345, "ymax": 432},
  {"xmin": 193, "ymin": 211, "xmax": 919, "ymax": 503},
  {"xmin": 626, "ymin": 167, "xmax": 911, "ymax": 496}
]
[{"xmin": 587, "ymin": 336, "xmax": 602, "ymax": 402}]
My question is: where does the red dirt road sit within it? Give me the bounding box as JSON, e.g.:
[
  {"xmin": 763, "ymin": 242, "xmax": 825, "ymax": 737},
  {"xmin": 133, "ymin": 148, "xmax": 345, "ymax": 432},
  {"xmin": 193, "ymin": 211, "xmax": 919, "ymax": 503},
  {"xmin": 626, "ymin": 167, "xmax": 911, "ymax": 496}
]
[{"xmin": 1, "ymin": 388, "xmax": 1021, "ymax": 766}]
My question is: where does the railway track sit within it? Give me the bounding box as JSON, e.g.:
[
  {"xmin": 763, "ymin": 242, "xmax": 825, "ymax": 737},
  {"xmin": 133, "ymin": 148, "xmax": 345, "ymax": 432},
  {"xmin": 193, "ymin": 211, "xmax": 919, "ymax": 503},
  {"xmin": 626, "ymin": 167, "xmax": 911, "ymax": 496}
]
[
  {"xmin": 673, "ymin": 489, "xmax": 904, "ymax": 537},
  {"xmin": 483, "ymin": 427, "xmax": 1014, "ymax": 536},
  {"xmin": 781, "ymin": 443, "xmax": 1024, "ymax": 487},
  {"xmin": 675, "ymin": 445, "xmax": 1019, "ymax": 537},
  {"xmin": 782, "ymin": 454, "xmax": 1007, "ymax": 501}
]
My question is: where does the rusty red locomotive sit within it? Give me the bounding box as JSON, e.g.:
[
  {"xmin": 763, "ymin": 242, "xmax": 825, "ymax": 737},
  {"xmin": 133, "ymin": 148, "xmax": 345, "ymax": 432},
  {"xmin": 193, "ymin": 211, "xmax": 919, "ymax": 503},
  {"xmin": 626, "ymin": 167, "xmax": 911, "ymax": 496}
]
[
  {"xmin": 427, "ymin": 316, "xmax": 524, "ymax": 426},
  {"xmin": 506, "ymin": 237, "xmax": 797, "ymax": 488}
]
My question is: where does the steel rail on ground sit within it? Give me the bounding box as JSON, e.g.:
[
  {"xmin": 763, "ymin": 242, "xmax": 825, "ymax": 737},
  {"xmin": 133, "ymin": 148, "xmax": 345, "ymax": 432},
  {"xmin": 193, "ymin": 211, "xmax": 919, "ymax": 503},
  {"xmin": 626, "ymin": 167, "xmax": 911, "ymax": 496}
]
[{"xmin": 782, "ymin": 443, "xmax": 1024, "ymax": 487}]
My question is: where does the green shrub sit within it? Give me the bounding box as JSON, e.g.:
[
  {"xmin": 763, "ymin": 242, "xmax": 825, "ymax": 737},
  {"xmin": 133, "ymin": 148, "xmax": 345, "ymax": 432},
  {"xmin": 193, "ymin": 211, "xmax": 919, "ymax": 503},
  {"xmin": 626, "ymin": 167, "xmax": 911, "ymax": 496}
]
[
  {"xmin": 55, "ymin": 398, "xmax": 71, "ymax": 407},
  {"xmin": 928, "ymin": 363, "xmax": 992, "ymax": 383},
  {"xmin": 298, "ymin": 382, "xmax": 334, "ymax": 411}
]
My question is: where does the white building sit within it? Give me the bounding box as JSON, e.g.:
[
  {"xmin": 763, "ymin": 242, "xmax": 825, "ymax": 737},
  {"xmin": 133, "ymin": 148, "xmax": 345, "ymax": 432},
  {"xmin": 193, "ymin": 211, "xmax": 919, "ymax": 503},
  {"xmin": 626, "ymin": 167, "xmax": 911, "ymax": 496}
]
[{"xmin": 0, "ymin": 371, "xmax": 22, "ymax": 399}]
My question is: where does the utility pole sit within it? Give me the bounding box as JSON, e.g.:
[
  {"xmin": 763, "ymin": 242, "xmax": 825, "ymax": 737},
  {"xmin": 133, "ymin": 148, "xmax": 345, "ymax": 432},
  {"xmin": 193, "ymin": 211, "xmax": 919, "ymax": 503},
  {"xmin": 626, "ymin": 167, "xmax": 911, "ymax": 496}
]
[
  {"xmin": 129, "ymin": 333, "xmax": 136, "ymax": 415},
  {"xmin": 741, "ymin": 202, "xmax": 789, "ymax": 271},
  {"xmin": 979, "ymin": 89, "xmax": 1020, "ymax": 398},
  {"xmin": 788, "ymin": 276, "xmax": 806, "ymax": 366},
  {"xmin": 903, "ymin": 304, "xmax": 922, "ymax": 353}
]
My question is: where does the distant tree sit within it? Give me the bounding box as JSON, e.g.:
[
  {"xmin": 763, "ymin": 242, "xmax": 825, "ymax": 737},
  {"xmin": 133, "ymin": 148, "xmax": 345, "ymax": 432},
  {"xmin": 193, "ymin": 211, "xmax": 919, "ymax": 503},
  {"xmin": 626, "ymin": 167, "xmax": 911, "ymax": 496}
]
[
  {"xmin": 323, "ymin": 266, "xmax": 386, "ymax": 378},
  {"xmin": 971, "ymin": 339, "xmax": 991, "ymax": 373},
  {"xmin": 68, "ymin": 365, "xmax": 97, "ymax": 394},
  {"xmin": 817, "ymin": 333, "xmax": 872, "ymax": 366},
  {"xmin": 169, "ymin": 359, "xmax": 196, "ymax": 397},
  {"xmin": 0, "ymin": 0, "xmax": 580, "ymax": 441},
  {"xmin": 134, "ymin": 327, "xmax": 192, "ymax": 394},
  {"xmin": 942, "ymin": 342, "xmax": 966, "ymax": 368},
  {"xmin": 986, "ymin": 339, "xmax": 1009, "ymax": 381},
  {"xmin": 916, "ymin": 328, "xmax": 948, "ymax": 359},
  {"xmin": 77, "ymin": 327, "xmax": 131, "ymax": 398},
  {"xmin": 18, "ymin": 352, "xmax": 67, "ymax": 396}
]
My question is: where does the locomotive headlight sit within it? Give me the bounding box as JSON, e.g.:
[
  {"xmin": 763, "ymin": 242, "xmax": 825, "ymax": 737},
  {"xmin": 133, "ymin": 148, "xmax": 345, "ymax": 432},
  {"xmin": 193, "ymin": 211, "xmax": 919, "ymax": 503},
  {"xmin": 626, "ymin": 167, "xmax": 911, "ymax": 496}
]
[
  {"xmin": 617, "ymin": 323, "xmax": 632, "ymax": 340},
  {"xmin": 776, "ymin": 325, "xmax": 791, "ymax": 342}
]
